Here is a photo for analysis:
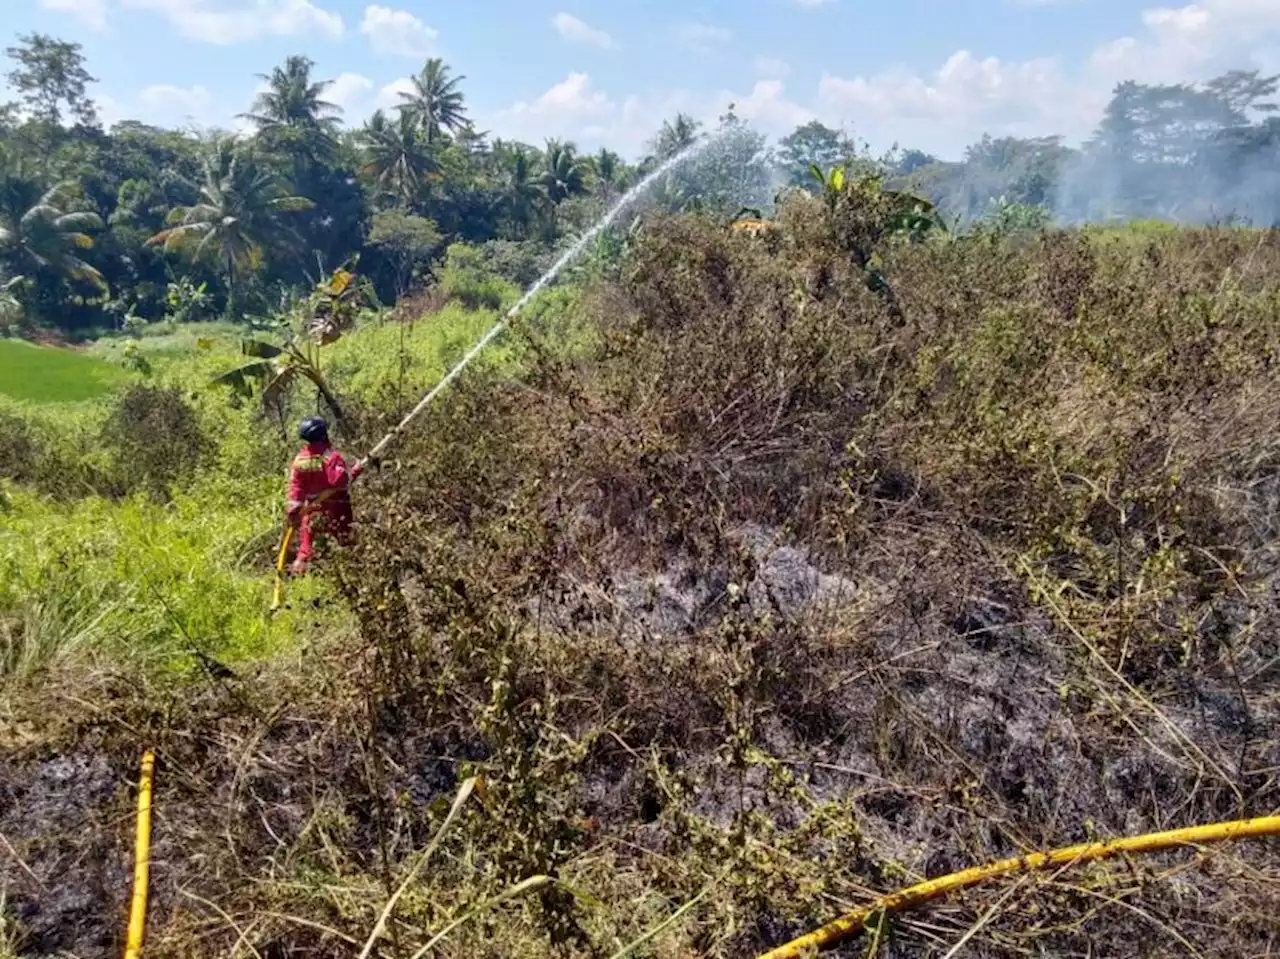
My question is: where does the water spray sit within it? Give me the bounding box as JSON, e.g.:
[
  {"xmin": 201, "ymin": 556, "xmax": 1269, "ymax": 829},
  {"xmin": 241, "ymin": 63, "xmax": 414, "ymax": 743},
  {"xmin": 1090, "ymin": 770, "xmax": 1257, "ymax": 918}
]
[{"xmin": 357, "ymin": 134, "xmax": 720, "ymax": 470}]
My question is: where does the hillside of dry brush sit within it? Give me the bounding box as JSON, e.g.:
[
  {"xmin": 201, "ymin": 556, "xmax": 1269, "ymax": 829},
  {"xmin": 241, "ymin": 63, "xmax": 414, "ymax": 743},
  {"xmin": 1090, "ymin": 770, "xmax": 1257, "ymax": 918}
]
[{"xmin": 5, "ymin": 195, "xmax": 1280, "ymax": 958}]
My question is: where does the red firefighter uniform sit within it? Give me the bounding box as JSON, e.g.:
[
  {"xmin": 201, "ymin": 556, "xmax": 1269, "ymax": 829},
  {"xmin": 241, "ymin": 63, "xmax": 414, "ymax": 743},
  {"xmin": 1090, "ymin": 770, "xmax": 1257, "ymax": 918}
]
[{"xmin": 285, "ymin": 442, "xmax": 361, "ymax": 574}]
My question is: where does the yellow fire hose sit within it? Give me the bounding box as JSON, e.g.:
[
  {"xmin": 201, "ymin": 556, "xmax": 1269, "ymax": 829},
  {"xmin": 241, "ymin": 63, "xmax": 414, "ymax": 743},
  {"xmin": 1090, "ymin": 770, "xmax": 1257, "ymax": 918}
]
[
  {"xmin": 124, "ymin": 750, "xmax": 155, "ymax": 959},
  {"xmin": 757, "ymin": 814, "xmax": 1280, "ymax": 959},
  {"xmin": 270, "ymin": 525, "xmax": 294, "ymax": 612}
]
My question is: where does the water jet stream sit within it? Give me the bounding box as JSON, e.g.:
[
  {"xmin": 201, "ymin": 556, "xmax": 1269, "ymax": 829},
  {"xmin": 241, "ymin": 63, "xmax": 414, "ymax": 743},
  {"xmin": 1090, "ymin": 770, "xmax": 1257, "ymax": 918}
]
[{"xmin": 359, "ymin": 135, "xmax": 719, "ymax": 469}]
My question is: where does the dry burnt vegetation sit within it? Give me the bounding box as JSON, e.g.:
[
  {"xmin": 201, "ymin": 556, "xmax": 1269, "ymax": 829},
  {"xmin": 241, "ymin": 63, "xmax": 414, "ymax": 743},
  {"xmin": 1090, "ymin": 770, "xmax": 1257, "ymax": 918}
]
[{"xmin": 5, "ymin": 191, "xmax": 1280, "ymax": 958}]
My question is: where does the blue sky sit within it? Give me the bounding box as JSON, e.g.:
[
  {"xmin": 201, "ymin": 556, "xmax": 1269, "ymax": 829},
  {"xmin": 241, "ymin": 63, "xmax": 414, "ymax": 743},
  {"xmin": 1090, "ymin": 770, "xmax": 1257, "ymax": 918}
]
[{"xmin": 8, "ymin": 0, "xmax": 1280, "ymax": 158}]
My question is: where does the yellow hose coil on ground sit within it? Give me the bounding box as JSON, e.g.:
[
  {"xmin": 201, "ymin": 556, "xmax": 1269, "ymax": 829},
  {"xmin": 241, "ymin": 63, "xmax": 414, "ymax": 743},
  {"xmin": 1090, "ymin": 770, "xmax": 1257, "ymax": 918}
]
[
  {"xmin": 757, "ymin": 814, "xmax": 1280, "ymax": 959},
  {"xmin": 124, "ymin": 749, "xmax": 155, "ymax": 959}
]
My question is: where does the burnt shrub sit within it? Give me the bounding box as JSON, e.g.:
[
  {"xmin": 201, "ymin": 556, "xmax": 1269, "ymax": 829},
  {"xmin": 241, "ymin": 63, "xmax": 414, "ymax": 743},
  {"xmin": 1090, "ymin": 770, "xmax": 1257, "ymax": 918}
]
[
  {"xmin": 100, "ymin": 385, "xmax": 212, "ymax": 498},
  {"xmin": 0, "ymin": 411, "xmax": 99, "ymax": 498}
]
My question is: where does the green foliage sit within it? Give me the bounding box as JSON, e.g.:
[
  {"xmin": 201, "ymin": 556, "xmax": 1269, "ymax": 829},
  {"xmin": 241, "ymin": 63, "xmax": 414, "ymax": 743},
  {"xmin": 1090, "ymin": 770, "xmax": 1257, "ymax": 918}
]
[
  {"xmin": 359, "ymin": 109, "xmax": 438, "ymax": 207},
  {"xmin": 1, "ymin": 30, "xmax": 1278, "ymax": 339},
  {"xmin": 367, "ymin": 209, "xmax": 442, "ymax": 299},
  {"xmin": 214, "ymin": 335, "xmax": 344, "ymax": 424},
  {"xmin": 980, "ymin": 195, "xmax": 1053, "ymax": 233},
  {"xmin": 648, "ymin": 112, "xmax": 702, "ymax": 162},
  {"xmin": 0, "ymin": 274, "xmax": 22, "ymax": 333},
  {"xmin": 305, "ymin": 256, "xmax": 379, "ymax": 344},
  {"xmin": 321, "ymin": 302, "xmax": 520, "ymax": 408},
  {"xmin": 165, "ymin": 276, "xmax": 213, "ymax": 324},
  {"xmin": 0, "ymin": 172, "xmax": 107, "ymax": 324},
  {"xmin": 1, "ymin": 577, "xmax": 117, "ymax": 680},
  {"xmin": 437, "ymin": 242, "xmax": 520, "ymax": 311},
  {"xmin": 396, "ymin": 57, "xmax": 469, "ymax": 144},
  {"xmin": 0, "ymin": 483, "xmax": 304, "ymax": 670},
  {"xmin": 119, "ymin": 339, "xmax": 151, "ymax": 374},
  {"xmin": 4, "ymin": 33, "xmax": 97, "ymax": 128},
  {"xmin": 538, "ymin": 139, "xmax": 588, "ymax": 207},
  {"xmin": 778, "ymin": 121, "xmax": 856, "ymax": 186},
  {"xmin": 10, "ymin": 165, "xmax": 1280, "ymax": 958},
  {"xmin": 239, "ymin": 54, "xmax": 342, "ymax": 140},
  {"xmin": 148, "ymin": 136, "xmax": 314, "ymax": 316}
]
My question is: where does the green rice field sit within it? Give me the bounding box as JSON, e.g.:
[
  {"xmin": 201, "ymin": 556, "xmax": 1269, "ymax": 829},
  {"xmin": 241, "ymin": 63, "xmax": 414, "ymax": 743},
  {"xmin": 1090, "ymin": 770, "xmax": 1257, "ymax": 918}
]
[{"xmin": 0, "ymin": 338, "xmax": 127, "ymax": 403}]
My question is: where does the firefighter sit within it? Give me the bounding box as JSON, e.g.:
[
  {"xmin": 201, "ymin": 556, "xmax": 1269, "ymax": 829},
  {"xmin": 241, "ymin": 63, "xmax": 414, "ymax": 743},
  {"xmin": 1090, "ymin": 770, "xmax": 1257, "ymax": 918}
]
[{"xmin": 285, "ymin": 417, "xmax": 362, "ymax": 575}]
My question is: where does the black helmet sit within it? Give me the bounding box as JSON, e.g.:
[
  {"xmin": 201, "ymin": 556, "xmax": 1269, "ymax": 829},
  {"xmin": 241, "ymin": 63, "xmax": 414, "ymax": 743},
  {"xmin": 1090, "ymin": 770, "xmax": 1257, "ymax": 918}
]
[{"xmin": 299, "ymin": 417, "xmax": 329, "ymax": 444}]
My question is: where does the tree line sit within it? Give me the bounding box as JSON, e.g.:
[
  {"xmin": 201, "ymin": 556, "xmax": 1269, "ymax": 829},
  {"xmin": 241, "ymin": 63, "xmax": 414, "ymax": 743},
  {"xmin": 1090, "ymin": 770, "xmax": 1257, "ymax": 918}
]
[{"xmin": 1, "ymin": 31, "xmax": 1277, "ymax": 336}]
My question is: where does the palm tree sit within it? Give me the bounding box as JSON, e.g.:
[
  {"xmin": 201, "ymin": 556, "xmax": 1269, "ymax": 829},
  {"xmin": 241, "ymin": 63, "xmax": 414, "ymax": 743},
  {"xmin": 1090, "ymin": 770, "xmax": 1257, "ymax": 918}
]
[
  {"xmin": 499, "ymin": 146, "xmax": 541, "ymax": 238},
  {"xmin": 240, "ymin": 55, "xmax": 341, "ymax": 133},
  {"xmin": 650, "ymin": 113, "xmax": 702, "ymax": 161},
  {"xmin": 396, "ymin": 58, "xmax": 469, "ymax": 144},
  {"xmin": 359, "ymin": 109, "xmax": 437, "ymax": 207},
  {"xmin": 148, "ymin": 138, "xmax": 313, "ymax": 315},
  {"xmin": 240, "ymin": 55, "xmax": 342, "ymax": 168},
  {"xmin": 592, "ymin": 148, "xmax": 621, "ymax": 200},
  {"xmin": 539, "ymin": 140, "xmax": 588, "ymax": 206},
  {"xmin": 536, "ymin": 140, "xmax": 589, "ymax": 237},
  {"xmin": 455, "ymin": 124, "xmax": 490, "ymax": 157},
  {"xmin": 0, "ymin": 174, "xmax": 105, "ymax": 292}
]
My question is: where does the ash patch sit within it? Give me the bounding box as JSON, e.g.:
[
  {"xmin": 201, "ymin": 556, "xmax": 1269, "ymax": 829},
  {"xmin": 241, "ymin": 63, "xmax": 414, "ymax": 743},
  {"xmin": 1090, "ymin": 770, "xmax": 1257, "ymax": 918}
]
[
  {"xmin": 737, "ymin": 523, "xmax": 862, "ymax": 621},
  {"xmin": 0, "ymin": 750, "xmax": 128, "ymax": 958},
  {"xmin": 550, "ymin": 524, "xmax": 863, "ymax": 641}
]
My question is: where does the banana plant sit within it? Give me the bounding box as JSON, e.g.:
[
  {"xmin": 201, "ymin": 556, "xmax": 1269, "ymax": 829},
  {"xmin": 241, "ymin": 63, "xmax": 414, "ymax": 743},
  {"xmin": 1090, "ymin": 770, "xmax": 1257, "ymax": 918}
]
[
  {"xmin": 809, "ymin": 163, "xmax": 847, "ymax": 208},
  {"xmin": 211, "ymin": 261, "xmax": 372, "ymax": 424},
  {"xmin": 811, "ymin": 163, "xmax": 943, "ymax": 237},
  {"xmin": 809, "ymin": 164, "xmax": 946, "ymax": 321},
  {"xmin": 213, "ymin": 335, "xmax": 345, "ymax": 425},
  {"xmin": 0, "ymin": 275, "xmax": 25, "ymax": 330},
  {"xmin": 305, "ymin": 254, "xmax": 379, "ymax": 345}
]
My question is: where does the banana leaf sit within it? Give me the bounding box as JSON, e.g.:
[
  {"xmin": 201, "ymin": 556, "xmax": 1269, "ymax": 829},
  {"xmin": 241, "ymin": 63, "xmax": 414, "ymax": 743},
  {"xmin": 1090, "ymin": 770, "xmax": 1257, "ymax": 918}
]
[
  {"xmin": 241, "ymin": 338, "xmax": 285, "ymax": 359},
  {"xmin": 212, "ymin": 360, "xmax": 275, "ymax": 398}
]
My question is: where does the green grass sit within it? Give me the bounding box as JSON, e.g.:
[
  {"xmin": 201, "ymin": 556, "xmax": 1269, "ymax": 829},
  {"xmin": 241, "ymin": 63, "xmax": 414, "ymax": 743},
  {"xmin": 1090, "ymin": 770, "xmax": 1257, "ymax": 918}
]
[
  {"xmin": 0, "ymin": 304, "xmax": 531, "ymax": 674},
  {"xmin": 0, "ymin": 297, "xmax": 588, "ymax": 677},
  {"xmin": 0, "ymin": 482, "xmax": 324, "ymax": 675},
  {"xmin": 0, "ymin": 339, "xmax": 129, "ymax": 403},
  {"xmin": 322, "ymin": 304, "xmax": 520, "ymax": 406},
  {"xmin": 85, "ymin": 320, "xmax": 248, "ymax": 366}
]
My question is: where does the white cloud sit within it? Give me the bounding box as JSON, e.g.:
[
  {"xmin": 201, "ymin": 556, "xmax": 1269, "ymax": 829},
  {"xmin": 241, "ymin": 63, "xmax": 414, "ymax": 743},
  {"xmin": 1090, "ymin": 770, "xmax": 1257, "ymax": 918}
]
[
  {"xmin": 360, "ymin": 5, "xmax": 438, "ymax": 58},
  {"xmin": 374, "ymin": 77, "xmax": 416, "ymax": 113},
  {"xmin": 328, "ymin": 73, "xmax": 375, "ymax": 116},
  {"xmin": 792, "ymin": 0, "xmax": 835, "ymax": 7},
  {"xmin": 487, "ymin": 73, "xmax": 702, "ymax": 156},
  {"xmin": 552, "ymin": 12, "xmax": 616, "ymax": 49},
  {"xmin": 139, "ymin": 84, "xmax": 213, "ymax": 112},
  {"xmin": 350, "ymin": 0, "xmax": 1280, "ymax": 161},
  {"xmin": 812, "ymin": 0, "xmax": 1280, "ymax": 156},
  {"xmin": 496, "ymin": 72, "xmax": 614, "ymax": 139},
  {"xmin": 38, "ymin": 0, "xmax": 109, "ymax": 30},
  {"xmin": 97, "ymin": 92, "xmax": 124, "ymax": 128},
  {"xmin": 729, "ymin": 80, "xmax": 814, "ymax": 130},
  {"xmin": 673, "ymin": 22, "xmax": 731, "ymax": 54},
  {"xmin": 819, "ymin": 52, "xmax": 1070, "ymax": 154},
  {"xmin": 122, "ymin": 0, "xmax": 343, "ymax": 44},
  {"xmin": 754, "ymin": 58, "xmax": 791, "ymax": 78},
  {"xmin": 136, "ymin": 84, "xmax": 217, "ymax": 126},
  {"xmin": 1080, "ymin": 1, "xmax": 1280, "ymax": 81},
  {"xmin": 1144, "ymin": 5, "xmax": 1212, "ymax": 35},
  {"xmin": 488, "ymin": 72, "xmax": 811, "ymax": 157}
]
